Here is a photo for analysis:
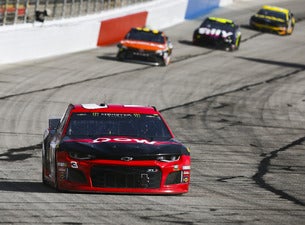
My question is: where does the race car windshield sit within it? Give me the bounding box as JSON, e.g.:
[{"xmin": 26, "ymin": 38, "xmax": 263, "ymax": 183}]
[
  {"xmin": 125, "ymin": 29, "xmax": 165, "ymax": 44},
  {"xmin": 258, "ymin": 9, "xmax": 286, "ymax": 21},
  {"xmin": 200, "ymin": 19, "xmax": 235, "ymax": 32},
  {"xmin": 66, "ymin": 113, "xmax": 172, "ymax": 141}
]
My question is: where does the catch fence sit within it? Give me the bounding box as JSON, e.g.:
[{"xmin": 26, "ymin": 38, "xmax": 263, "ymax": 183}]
[{"xmin": 0, "ymin": 0, "xmax": 153, "ymax": 25}]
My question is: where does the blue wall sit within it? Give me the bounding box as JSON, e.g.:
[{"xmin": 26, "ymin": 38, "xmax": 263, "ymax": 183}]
[{"xmin": 185, "ymin": 0, "xmax": 220, "ymax": 19}]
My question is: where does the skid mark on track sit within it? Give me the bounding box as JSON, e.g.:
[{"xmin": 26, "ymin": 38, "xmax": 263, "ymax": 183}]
[
  {"xmin": 252, "ymin": 137, "xmax": 305, "ymax": 207},
  {"xmin": 140, "ymin": 212, "xmax": 195, "ymax": 225},
  {"xmin": 217, "ymin": 176, "xmax": 245, "ymax": 182},
  {"xmin": 240, "ymin": 32, "xmax": 263, "ymax": 42},
  {"xmin": 160, "ymin": 68, "xmax": 305, "ymax": 113},
  {"xmin": 0, "ymin": 143, "xmax": 41, "ymax": 161},
  {"xmin": 160, "ymin": 67, "xmax": 305, "ymax": 207},
  {"xmin": 0, "ymin": 67, "xmax": 151, "ymax": 100},
  {"xmin": 237, "ymin": 57, "xmax": 305, "ymax": 70}
]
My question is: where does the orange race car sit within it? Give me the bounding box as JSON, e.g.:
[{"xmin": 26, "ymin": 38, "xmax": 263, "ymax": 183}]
[{"xmin": 117, "ymin": 27, "xmax": 173, "ymax": 66}]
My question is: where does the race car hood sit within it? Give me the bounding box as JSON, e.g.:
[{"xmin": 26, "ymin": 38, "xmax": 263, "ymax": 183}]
[
  {"xmin": 252, "ymin": 14, "xmax": 286, "ymax": 23},
  {"xmin": 59, "ymin": 136, "xmax": 190, "ymax": 159},
  {"xmin": 195, "ymin": 27, "xmax": 234, "ymax": 40},
  {"xmin": 120, "ymin": 40, "xmax": 166, "ymax": 51}
]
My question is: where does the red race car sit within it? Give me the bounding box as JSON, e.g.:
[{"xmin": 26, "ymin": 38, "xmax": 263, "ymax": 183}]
[{"xmin": 42, "ymin": 103, "xmax": 191, "ymax": 194}]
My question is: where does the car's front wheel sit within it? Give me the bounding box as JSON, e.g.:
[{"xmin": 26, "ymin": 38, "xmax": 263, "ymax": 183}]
[
  {"xmin": 42, "ymin": 160, "xmax": 48, "ymax": 185},
  {"xmin": 226, "ymin": 35, "xmax": 241, "ymax": 51},
  {"xmin": 158, "ymin": 52, "xmax": 171, "ymax": 66},
  {"xmin": 234, "ymin": 35, "xmax": 241, "ymax": 50},
  {"xmin": 286, "ymin": 22, "xmax": 294, "ymax": 35},
  {"xmin": 117, "ymin": 50, "xmax": 126, "ymax": 61}
]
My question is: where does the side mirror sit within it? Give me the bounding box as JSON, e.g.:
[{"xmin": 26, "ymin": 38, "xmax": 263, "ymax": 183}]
[{"xmin": 49, "ymin": 118, "xmax": 60, "ymax": 131}]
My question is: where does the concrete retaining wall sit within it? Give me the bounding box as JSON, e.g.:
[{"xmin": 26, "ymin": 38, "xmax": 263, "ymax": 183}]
[{"xmin": 0, "ymin": 0, "xmax": 232, "ymax": 65}]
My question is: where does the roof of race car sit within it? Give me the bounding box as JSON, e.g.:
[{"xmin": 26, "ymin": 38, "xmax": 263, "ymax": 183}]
[
  {"xmin": 262, "ymin": 5, "xmax": 289, "ymax": 14},
  {"xmin": 133, "ymin": 27, "xmax": 164, "ymax": 36},
  {"xmin": 207, "ymin": 17, "xmax": 234, "ymax": 25},
  {"xmin": 70, "ymin": 104, "xmax": 159, "ymax": 114},
  {"xmin": 123, "ymin": 27, "xmax": 166, "ymax": 44}
]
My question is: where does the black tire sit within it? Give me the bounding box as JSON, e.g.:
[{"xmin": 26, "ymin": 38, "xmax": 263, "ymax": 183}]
[
  {"xmin": 117, "ymin": 50, "xmax": 126, "ymax": 61},
  {"xmin": 42, "ymin": 145, "xmax": 48, "ymax": 185},
  {"xmin": 235, "ymin": 36, "xmax": 241, "ymax": 50},
  {"xmin": 42, "ymin": 165, "xmax": 48, "ymax": 185},
  {"xmin": 156, "ymin": 56, "xmax": 171, "ymax": 66},
  {"xmin": 227, "ymin": 35, "xmax": 241, "ymax": 52},
  {"xmin": 287, "ymin": 24, "xmax": 294, "ymax": 35},
  {"xmin": 156, "ymin": 57, "xmax": 166, "ymax": 66},
  {"xmin": 53, "ymin": 160, "xmax": 60, "ymax": 191}
]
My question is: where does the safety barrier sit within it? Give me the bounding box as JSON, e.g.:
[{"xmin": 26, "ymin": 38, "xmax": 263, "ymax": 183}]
[{"xmin": 0, "ymin": 0, "xmax": 232, "ymax": 65}]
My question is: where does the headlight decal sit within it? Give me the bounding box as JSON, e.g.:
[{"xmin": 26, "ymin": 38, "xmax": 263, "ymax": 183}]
[
  {"xmin": 182, "ymin": 165, "xmax": 191, "ymax": 170},
  {"xmin": 69, "ymin": 151, "xmax": 96, "ymax": 160},
  {"xmin": 156, "ymin": 155, "xmax": 180, "ymax": 162}
]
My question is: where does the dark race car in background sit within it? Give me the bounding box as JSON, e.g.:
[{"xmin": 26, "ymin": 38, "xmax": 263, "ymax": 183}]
[
  {"xmin": 192, "ymin": 17, "xmax": 241, "ymax": 51},
  {"xmin": 117, "ymin": 27, "xmax": 173, "ymax": 66},
  {"xmin": 249, "ymin": 5, "xmax": 295, "ymax": 35},
  {"xmin": 42, "ymin": 103, "xmax": 191, "ymax": 194}
]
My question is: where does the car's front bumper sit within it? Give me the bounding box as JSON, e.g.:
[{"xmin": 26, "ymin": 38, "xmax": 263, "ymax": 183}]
[
  {"xmin": 118, "ymin": 48, "xmax": 169, "ymax": 66},
  {"xmin": 56, "ymin": 152, "xmax": 190, "ymax": 194},
  {"xmin": 250, "ymin": 21, "xmax": 287, "ymax": 35},
  {"xmin": 193, "ymin": 34, "xmax": 233, "ymax": 49}
]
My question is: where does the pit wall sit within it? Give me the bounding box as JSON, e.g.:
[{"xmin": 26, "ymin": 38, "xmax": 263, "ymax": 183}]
[{"xmin": 0, "ymin": 0, "xmax": 232, "ymax": 65}]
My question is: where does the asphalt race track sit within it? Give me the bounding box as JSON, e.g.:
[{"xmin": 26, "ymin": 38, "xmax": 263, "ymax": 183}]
[{"xmin": 0, "ymin": 0, "xmax": 305, "ymax": 224}]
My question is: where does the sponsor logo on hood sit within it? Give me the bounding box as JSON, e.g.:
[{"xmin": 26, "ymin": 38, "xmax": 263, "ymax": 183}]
[
  {"xmin": 93, "ymin": 137, "xmax": 156, "ymax": 145},
  {"xmin": 199, "ymin": 27, "xmax": 233, "ymax": 38}
]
